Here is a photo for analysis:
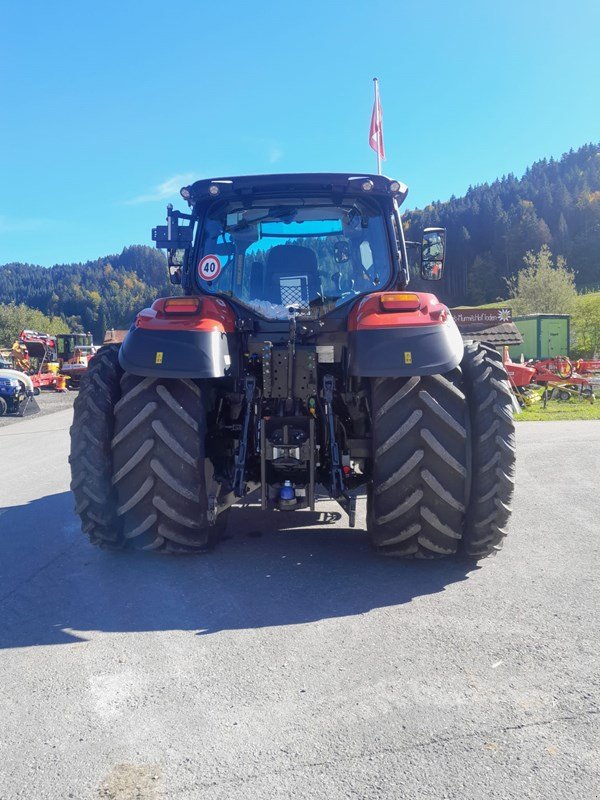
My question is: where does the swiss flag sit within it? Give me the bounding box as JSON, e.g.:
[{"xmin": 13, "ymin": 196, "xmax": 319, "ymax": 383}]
[{"xmin": 369, "ymin": 88, "xmax": 385, "ymax": 160}]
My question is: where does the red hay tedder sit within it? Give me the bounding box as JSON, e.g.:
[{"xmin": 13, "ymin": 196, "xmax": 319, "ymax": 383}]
[
  {"xmin": 574, "ymin": 359, "xmax": 600, "ymax": 375},
  {"xmin": 503, "ymin": 350, "xmax": 596, "ymax": 404}
]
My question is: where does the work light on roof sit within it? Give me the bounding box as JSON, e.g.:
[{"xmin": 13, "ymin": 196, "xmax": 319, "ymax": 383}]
[
  {"xmin": 208, "ymin": 184, "xmax": 220, "ymax": 196},
  {"xmin": 389, "ymin": 181, "xmax": 401, "ymax": 193},
  {"xmin": 180, "ymin": 187, "xmax": 190, "ymax": 200},
  {"xmin": 361, "ymin": 180, "xmax": 374, "ymax": 192}
]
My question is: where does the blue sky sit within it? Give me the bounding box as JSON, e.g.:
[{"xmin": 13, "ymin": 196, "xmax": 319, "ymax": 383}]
[{"xmin": 1, "ymin": 0, "xmax": 599, "ymax": 267}]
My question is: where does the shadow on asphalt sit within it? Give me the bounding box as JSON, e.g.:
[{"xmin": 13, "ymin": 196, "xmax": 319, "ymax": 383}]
[{"xmin": 0, "ymin": 492, "xmax": 478, "ymax": 649}]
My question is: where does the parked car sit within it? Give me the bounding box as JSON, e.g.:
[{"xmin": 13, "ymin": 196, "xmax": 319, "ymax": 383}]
[{"xmin": 0, "ymin": 369, "xmax": 34, "ymax": 416}]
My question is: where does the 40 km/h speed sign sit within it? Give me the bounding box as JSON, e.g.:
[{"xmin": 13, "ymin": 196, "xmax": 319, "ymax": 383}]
[{"xmin": 198, "ymin": 255, "xmax": 222, "ymax": 281}]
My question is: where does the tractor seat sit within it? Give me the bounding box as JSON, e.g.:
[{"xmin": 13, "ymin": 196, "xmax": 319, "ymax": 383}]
[{"xmin": 264, "ymin": 245, "xmax": 321, "ymax": 309}]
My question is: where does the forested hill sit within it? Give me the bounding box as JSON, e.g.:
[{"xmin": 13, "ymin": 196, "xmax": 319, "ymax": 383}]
[
  {"xmin": 404, "ymin": 142, "xmax": 600, "ymax": 304},
  {"xmin": 0, "ymin": 246, "xmax": 171, "ymax": 342}
]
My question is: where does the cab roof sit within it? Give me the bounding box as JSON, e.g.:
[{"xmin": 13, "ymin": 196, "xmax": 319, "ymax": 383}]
[{"xmin": 183, "ymin": 172, "xmax": 408, "ymax": 207}]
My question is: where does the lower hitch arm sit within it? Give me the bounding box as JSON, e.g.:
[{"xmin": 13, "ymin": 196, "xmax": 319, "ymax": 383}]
[
  {"xmin": 323, "ymin": 374, "xmax": 356, "ymax": 527},
  {"xmin": 233, "ymin": 376, "xmax": 256, "ymax": 497}
]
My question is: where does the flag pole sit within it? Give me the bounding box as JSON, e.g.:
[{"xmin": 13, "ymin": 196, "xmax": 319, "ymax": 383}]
[{"xmin": 373, "ymin": 77, "xmax": 381, "ymax": 175}]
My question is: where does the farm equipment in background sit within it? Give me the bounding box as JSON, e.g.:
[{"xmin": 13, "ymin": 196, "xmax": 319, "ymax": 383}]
[
  {"xmin": 503, "ymin": 352, "xmax": 539, "ymax": 405},
  {"xmin": 503, "ymin": 350, "xmax": 595, "ymax": 405},
  {"xmin": 0, "ymin": 331, "xmax": 96, "ymax": 414},
  {"xmin": 531, "ymin": 357, "xmax": 595, "ymax": 401},
  {"xmin": 56, "ymin": 333, "xmax": 96, "ymax": 387},
  {"xmin": 5, "ymin": 331, "xmax": 95, "ymax": 394},
  {"xmin": 13, "ymin": 330, "xmax": 61, "ymax": 391},
  {"xmin": 574, "ymin": 359, "xmax": 600, "ymax": 375},
  {"xmin": 11, "ymin": 339, "xmax": 32, "ymax": 371}
]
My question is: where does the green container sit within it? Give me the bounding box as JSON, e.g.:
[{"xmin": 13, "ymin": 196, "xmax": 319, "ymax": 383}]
[{"xmin": 508, "ymin": 314, "xmax": 570, "ymax": 361}]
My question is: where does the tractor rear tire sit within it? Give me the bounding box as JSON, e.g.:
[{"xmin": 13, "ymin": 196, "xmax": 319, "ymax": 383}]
[
  {"xmin": 69, "ymin": 345, "xmax": 122, "ymax": 547},
  {"xmin": 460, "ymin": 342, "xmax": 516, "ymax": 557},
  {"xmin": 70, "ymin": 344, "xmax": 221, "ymax": 552},
  {"xmin": 368, "ymin": 370, "xmax": 469, "ymax": 558}
]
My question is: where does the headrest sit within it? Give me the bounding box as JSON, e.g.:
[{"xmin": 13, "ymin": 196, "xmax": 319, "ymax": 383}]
[{"xmin": 265, "ymin": 245, "xmax": 318, "ymax": 276}]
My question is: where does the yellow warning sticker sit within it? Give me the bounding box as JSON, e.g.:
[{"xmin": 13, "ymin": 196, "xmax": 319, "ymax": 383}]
[
  {"xmin": 404, "ymin": 351, "xmax": 412, "ymax": 364},
  {"xmin": 155, "ymin": 351, "xmax": 163, "ymax": 364}
]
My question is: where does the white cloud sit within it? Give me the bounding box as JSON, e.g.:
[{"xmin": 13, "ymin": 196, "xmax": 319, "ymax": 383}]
[
  {"xmin": 268, "ymin": 145, "xmax": 283, "ymax": 164},
  {"xmin": 240, "ymin": 137, "xmax": 284, "ymax": 166},
  {"xmin": 125, "ymin": 172, "xmax": 199, "ymax": 205},
  {"xmin": 0, "ymin": 215, "xmax": 54, "ymax": 234}
]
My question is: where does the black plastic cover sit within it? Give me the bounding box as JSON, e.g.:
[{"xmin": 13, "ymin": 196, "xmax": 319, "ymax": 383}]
[
  {"xmin": 348, "ymin": 319, "xmax": 464, "ymax": 377},
  {"xmin": 118, "ymin": 327, "xmax": 237, "ymax": 379}
]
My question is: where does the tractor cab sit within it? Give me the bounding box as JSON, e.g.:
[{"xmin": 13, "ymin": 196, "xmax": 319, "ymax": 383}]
[
  {"xmin": 193, "ymin": 196, "xmax": 394, "ymax": 321},
  {"xmin": 122, "ymin": 174, "xmax": 455, "ymax": 383},
  {"xmin": 56, "ymin": 333, "xmax": 94, "ymax": 363},
  {"xmin": 153, "ymin": 173, "xmax": 445, "ymax": 321}
]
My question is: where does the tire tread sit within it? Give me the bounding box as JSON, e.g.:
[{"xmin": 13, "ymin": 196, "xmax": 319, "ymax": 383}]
[
  {"xmin": 69, "ymin": 344, "xmax": 221, "ymax": 553},
  {"xmin": 368, "ymin": 370, "xmax": 469, "ymax": 558},
  {"xmin": 461, "ymin": 341, "xmax": 516, "ymax": 557}
]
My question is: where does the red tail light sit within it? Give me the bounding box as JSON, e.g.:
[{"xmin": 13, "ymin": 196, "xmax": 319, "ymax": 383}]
[
  {"xmin": 163, "ymin": 297, "xmax": 201, "ymax": 314},
  {"xmin": 379, "ymin": 293, "xmax": 421, "ymax": 312}
]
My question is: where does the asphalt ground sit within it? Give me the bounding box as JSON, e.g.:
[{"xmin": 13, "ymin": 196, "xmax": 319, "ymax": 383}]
[{"xmin": 0, "ymin": 409, "xmax": 598, "ymax": 799}]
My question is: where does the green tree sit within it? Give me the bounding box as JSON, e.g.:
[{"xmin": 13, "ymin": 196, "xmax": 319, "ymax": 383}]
[
  {"xmin": 504, "ymin": 200, "xmax": 553, "ymax": 276},
  {"xmin": 572, "ymin": 293, "xmax": 600, "ymax": 357},
  {"xmin": 468, "ymin": 252, "xmax": 502, "ymax": 304},
  {"xmin": 0, "ymin": 302, "xmax": 70, "ymax": 345},
  {"xmin": 508, "ymin": 245, "xmax": 577, "ymax": 315},
  {"xmin": 402, "ymin": 142, "xmax": 600, "ymax": 305}
]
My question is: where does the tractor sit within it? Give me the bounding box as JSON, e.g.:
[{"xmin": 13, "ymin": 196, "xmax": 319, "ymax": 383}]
[
  {"xmin": 70, "ymin": 173, "xmax": 515, "ymax": 558},
  {"xmin": 56, "ymin": 333, "xmax": 97, "ymax": 388}
]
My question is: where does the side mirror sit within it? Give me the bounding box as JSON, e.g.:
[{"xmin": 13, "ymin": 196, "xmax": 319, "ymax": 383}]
[
  {"xmin": 333, "ymin": 241, "xmax": 350, "ymax": 264},
  {"xmin": 420, "ymin": 227, "xmax": 446, "ymax": 281},
  {"xmin": 168, "ymin": 262, "xmax": 182, "ymax": 285}
]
